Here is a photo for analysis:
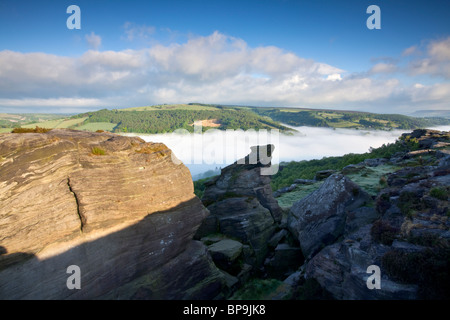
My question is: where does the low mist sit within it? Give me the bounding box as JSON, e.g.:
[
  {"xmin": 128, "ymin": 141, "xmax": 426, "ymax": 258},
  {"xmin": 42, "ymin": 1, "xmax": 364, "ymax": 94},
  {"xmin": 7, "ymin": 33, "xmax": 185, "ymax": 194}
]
[{"xmin": 129, "ymin": 125, "xmax": 450, "ymax": 178}]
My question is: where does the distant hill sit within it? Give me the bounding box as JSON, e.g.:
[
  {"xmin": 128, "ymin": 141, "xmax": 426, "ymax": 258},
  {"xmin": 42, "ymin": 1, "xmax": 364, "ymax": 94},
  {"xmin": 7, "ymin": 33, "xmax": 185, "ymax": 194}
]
[
  {"xmin": 1, "ymin": 104, "xmax": 449, "ymax": 133},
  {"xmin": 250, "ymin": 107, "xmax": 450, "ymax": 130},
  {"xmin": 70, "ymin": 105, "xmax": 293, "ymax": 133},
  {"xmin": 409, "ymin": 110, "xmax": 450, "ymax": 119}
]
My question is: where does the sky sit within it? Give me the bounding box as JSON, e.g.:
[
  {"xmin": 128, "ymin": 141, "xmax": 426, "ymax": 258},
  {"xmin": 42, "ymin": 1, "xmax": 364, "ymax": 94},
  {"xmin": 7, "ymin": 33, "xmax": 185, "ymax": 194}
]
[{"xmin": 0, "ymin": 0, "xmax": 449, "ymax": 114}]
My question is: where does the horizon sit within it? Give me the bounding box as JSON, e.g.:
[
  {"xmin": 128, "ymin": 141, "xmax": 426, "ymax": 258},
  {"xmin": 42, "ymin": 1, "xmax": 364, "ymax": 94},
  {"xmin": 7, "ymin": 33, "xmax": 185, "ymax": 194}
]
[
  {"xmin": 1, "ymin": 103, "xmax": 448, "ymax": 118},
  {"xmin": 1, "ymin": 0, "xmax": 450, "ymax": 114}
]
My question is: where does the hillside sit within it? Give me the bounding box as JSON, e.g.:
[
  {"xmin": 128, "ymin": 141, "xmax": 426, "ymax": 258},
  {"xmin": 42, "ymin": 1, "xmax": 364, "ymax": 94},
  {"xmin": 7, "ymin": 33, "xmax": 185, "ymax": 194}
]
[
  {"xmin": 0, "ymin": 113, "xmax": 69, "ymax": 133},
  {"xmin": 1, "ymin": 104, "xmax": 449, "ymax": 134},
  {"xmin": 71, "ymin": 105, "xmax": 292, "ymax": 133},
  {"xmin": 251, "ymin": 107, "xmax": 450, "ymax": 130}
]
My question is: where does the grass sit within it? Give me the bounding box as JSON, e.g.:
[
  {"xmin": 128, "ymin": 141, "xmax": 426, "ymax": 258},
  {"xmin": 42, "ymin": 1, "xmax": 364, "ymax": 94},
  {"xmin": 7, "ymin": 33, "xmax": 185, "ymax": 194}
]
[
  {"xmin": 22, "ymin": 117, "xmax": 87, "ymax": 129},
  {"xmin": 317, "ymin": 112, "xmax": 342, "ymax": 119},
  {"xmin": 77, "ymin": 122, "xmax": 117, "ymax": 132},
  {"xmin": 430, "ymin": 187, "xmax": 448, "ymax": 201},
  {"xmin": 276, "ymin": 182, "xmax": 323, "ymax": 209},
  {"xmin": 91, "ymin": 146, "xmax": 106, "ymax": 156},
  {"xmin": 54, "ymin": 117, "xmax": 87, "ymax": 128},
  {"xmin": 22, "ymin": 119, "xmax": 65, "ymax": 129},
  {"xmin": 328, "ymin": 121, "xmax": 361, "ymax": 128},
  {"xmin": 271, "ymin": 138, "xmax": 418, "ymax": 192},
  {"xmin": 345, "ymin": 164, "xmax": 399, "ymax": 196}
]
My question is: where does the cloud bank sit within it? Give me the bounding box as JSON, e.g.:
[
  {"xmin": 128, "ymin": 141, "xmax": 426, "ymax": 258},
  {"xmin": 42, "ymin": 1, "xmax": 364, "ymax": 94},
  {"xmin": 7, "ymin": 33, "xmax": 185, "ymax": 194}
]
[
  {"xmin": 131, "ymin": 126, "xmax": 450, "ymax": 177},
  {"xmin": 0, "ymin": 31, "xmax": 449, "ymax": 113}
]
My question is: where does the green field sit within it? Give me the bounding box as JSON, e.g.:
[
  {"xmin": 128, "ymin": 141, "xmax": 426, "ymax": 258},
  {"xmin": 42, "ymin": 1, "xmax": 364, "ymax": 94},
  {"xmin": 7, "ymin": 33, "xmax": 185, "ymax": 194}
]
[
  {"xmin": 22, "ymin": 117, "xmax": 87, "ymax": 129},
  {"xmin": 77, "ymin": 122, "xmax": 118, "ymax": 131},
  {"xmin": 328, "ymin": 121, "xmax": 360, "ymax": 128}
]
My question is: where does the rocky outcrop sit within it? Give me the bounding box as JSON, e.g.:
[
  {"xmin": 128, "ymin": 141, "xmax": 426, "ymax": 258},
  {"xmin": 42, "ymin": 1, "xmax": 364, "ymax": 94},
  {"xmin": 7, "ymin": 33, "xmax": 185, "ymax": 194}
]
[
  {"xmin": 298, "ymin": 129, "xmax": 450, "ymax": 300},
  {"xmin": 305, "ymin": 226, "xmax": 419, "ymax": 300},
  {"xmin": 196, "ymin": 145, "xmax": 283, "ymax": 268},
  {"xmin": 0, "ymin": 129, "xmax": 225, "ymax": 299},
  {"xmin": 288, "ymin": 174, "xmax": 372, "ymax": 259}
]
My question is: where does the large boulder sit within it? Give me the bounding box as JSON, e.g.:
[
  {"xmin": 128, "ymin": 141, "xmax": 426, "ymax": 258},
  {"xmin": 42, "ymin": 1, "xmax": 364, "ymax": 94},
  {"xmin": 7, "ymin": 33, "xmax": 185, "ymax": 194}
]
[
  {"xmin": 305, "ymin": 225, "xmax": 419, "ymax": 300},
  {"xmin": 201, "ymin": 144, "xmax": 283, "ymax": 223},
  {"xmin": 288, "ymin": 174, "xmax": 371, "ymax": 259},
  {"xmin": 202, "ymin": 197, "xmax": 276, "ymax": 266},
  {"xmin": 0, "ymin": 129, "xmax": 225, "ymax": 299}
]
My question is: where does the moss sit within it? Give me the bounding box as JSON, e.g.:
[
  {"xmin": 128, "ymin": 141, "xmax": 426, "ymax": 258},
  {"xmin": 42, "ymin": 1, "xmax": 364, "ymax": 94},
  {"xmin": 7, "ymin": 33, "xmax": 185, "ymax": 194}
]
[
  {"xmin": 430, "ymin": 187, "xmax": 448, "ymax": 201},
  {"xmin": 11, "ymin": 126, "xmax": 52, "ymax": 133},
  {"xmin": 276, "ymin": 182, "xmax": 323, "ymax": 209},
  {"xmin": 91, "ymin": 146, "xmax": 106, "ymax": 156},
  {"xmin": 135, "ymin": 143, "xmax": 167, "ymax": 154}
]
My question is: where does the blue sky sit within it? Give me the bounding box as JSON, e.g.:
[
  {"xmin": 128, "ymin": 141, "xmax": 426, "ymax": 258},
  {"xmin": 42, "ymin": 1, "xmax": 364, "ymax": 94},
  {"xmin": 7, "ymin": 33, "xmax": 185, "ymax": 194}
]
[{"xmin": 0, "ymin": 0, "xmax": 449, "ymax": 114}]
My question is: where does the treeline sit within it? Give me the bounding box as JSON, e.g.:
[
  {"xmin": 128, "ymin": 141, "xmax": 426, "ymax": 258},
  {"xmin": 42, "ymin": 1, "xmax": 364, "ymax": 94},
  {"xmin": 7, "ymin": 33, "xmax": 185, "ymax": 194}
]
[
  {"xmin": 254, "ymin": 109, "xmax": 329, "ymax": 127},
  {"xmin": 73, "ymin": 108, "xmax": 291, "ymax": 133},
  {"xmin": 270, "ymin": 138, "xmax": 419, "ymax": 191}
]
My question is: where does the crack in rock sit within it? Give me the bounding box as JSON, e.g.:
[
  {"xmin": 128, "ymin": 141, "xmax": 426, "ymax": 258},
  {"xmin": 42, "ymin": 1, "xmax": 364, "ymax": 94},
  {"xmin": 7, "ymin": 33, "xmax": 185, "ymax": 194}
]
[{"xmin": 67, "ymin": 177, "xmax": 85, "ymax": 232}]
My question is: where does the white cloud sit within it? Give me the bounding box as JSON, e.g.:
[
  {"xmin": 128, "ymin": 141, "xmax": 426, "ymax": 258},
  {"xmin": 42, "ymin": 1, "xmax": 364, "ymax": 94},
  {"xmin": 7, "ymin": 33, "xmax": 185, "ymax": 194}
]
[
  {"xmin": 429, "ymin": 37, "xmax": 450, "ymax": 61},
  {"xmin": 370, "ymin": 62, "xmax": 397, "ymax": 74},
  {"xmin": 411, "ymin": 82, "xmax": 450, "ymax": 102},
  {"xmin": 326, "ymin": 74, "xmax": 342, "ymax": 81},
  {"xmin": 85, "ymin": 32, "xmax": 102, "ymax": 50},
  {"xmin": 123, "ymin": 22, "xmax": 156, "ymax": 42},
  {"xmin": 0, "ymin": 97, "xmax": 104, "ymax": 108},
  {"xmin": 0, "ymin": 32, "xmax": 449, "ymax": 113},
  {"xmin": 402, "ymin": 46, "xmax": 418, "ymax": 57},
  {"xmin": 407, "ymin": 37, "xmax": 450, "ymax": 79}
]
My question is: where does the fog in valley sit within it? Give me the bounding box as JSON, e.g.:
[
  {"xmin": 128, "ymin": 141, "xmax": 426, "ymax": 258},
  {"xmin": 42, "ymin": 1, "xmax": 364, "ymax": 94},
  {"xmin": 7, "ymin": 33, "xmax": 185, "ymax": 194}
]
[{"xmin": 129, "ymin": 125, "xmax": 450, "ymax": 178}]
